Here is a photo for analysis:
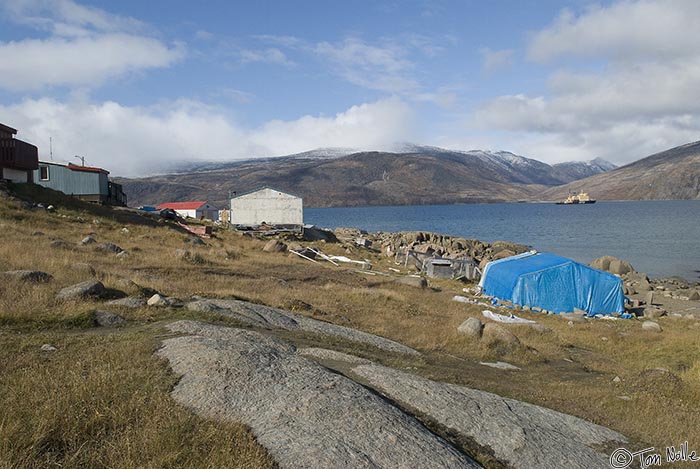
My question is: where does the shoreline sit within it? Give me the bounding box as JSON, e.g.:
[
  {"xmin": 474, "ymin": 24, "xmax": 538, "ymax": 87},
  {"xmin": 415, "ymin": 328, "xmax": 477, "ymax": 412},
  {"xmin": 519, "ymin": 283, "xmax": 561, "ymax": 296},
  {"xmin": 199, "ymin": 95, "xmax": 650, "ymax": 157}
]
[
  {"xmin": 304, "ymin": 200, "xmax": 700, "ymax": 282},
  {"xmin": 314, "ymin": 226, "xmax": 700, "ymax": 320}
]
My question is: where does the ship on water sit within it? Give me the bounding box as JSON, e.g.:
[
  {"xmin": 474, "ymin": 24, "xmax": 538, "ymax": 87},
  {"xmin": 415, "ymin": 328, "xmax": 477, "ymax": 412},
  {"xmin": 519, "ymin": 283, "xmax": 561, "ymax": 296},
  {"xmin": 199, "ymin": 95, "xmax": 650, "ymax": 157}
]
[{"xmin": 556, "ymin": 191, "xmax": 596, "ymax": 205}]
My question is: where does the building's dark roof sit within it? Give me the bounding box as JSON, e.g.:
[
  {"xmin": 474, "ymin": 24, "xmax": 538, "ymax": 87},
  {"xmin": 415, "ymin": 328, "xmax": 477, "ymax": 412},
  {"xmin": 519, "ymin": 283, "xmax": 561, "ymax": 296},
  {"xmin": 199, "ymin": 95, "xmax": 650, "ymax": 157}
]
[{"xmin": 0, "ymin": 123, "xmax": 18, "ymax": 135}]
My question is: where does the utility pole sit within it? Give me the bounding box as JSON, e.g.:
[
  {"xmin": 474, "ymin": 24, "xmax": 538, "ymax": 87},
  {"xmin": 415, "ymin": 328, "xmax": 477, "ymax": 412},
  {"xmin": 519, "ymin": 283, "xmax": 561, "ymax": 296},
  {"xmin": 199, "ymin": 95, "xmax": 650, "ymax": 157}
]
[
  {"xmin": 74, "ymin": 155, "xmax": 85, "ymax": 166},
  {"xmin": 49, "ymin": 136, "xmax": 53, "ymax": 160}
]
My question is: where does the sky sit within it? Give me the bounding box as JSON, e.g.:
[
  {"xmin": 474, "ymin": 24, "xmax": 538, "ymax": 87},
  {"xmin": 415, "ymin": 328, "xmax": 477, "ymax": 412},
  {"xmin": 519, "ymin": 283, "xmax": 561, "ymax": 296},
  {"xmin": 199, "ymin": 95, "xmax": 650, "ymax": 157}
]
[{"xmin": 1, "ymin": 0, "xmax": 699, "ymax": 176}]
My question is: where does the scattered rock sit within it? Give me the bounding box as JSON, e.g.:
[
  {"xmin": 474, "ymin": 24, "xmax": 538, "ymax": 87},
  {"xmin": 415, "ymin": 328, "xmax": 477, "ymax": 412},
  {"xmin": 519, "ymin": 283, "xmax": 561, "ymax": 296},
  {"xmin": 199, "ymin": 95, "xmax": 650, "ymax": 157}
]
[
  {"xmin": 72, "ymin": 263, "xmax": 97, "ymax": 277},
  {"xmin": 46, "ymin": 205, "xmax": 55, "ymax": 213},
  {"xmin": 49, "ymin": 239, "xmax": 73, "ymax": 250},
  {"xmin": 31, "ymin": 231, "xmax": 44, "ymax": 236},
  {"xmin": 590, "ymin": 256, "xmax": 634, "ymax": 275},
  {"xmin": 642, "ymin": 306, "xmax": 667, "ymax": 319},
  {"xmin": 158, "ymin": 322, "xmax": 477, "ymax": 469},
  {"xmin": 457, "ymin": 317, "xmax": 483, "ymax": 338},
  {"xmin": 93, "ymin": 310, "xmax": 127, "ymax": 327},
  {"xmin": 185, "ymin": 299, "xmax": 228, "ymax": 314},
  {"xmin": 645, "ymin": 291, "xmax": 655, "ymax": 306},
  {"xmin": 106, "ymin": 297, "xmax": 146, "ymax": 308},
  {"xmin": 612, "ymin": 376, "xmax": 622, "ymax": 383},
  {"xmin": 56, "ymin": 280, "xmax": 105, "ymax": 301},
  {"xmin": 352, "ymin": 362, "xmax": 627, "ymax": 469},
  {"xmin": 479, "ymin": 361, "xmax": 520, "ymax": 370},
  {"xmin": 303, "ymin": 226, "xmax": 338, "ymax": 242},
  {"xmin": 116, "ymin": 251, "xmax": 130, "ymax": 259},
  {"xmin": 3, "ymin": 270, "xmax": 53, "ymax": 283},
  {"xmin": 482, "ymin": 323, "xmax": 520, "ymax": 349},
  {"xmin": 641, "ymin": 321, "xmax": 662, "ymax": 332},
  {"xmin": 395, "ymin": 276, "xmax": 428, "ymax": 289},
  {"xmin": 263, "ymin": 239, "xmax": 287, "ymax": 253},
  {"xmin": 147, "ymin": 293, "xmax": 177, "ymax": 307},
  {"xmin": 689, "ymin": 290, "xmax": 700, "ymax": 301},
  {"xmin": 79, "ymin": 236, "xmax": 96, "ymax": 246},
  {"xmin": 95, "ymin": 242, "xmax": 124, "ymax": 254},
  {"xmin": 40, "ymin": 344, "xmax": 57, "ymax": 352}
]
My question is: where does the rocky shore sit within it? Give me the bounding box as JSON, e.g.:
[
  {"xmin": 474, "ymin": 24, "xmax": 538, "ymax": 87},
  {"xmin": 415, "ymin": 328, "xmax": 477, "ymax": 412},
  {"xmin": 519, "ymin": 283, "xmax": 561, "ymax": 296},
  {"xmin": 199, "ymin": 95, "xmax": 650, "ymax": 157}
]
[{"xmin": 323, "ymin": 227, "xmax": 700, "ymax": 320}]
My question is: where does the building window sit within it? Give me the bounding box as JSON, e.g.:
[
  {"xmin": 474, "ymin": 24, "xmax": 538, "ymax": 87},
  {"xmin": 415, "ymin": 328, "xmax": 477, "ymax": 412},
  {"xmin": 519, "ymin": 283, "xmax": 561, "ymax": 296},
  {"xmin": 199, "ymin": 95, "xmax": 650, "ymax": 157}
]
[{"xmin": 39, "ymin": 165, "xmax": 49, "ymax": 181}]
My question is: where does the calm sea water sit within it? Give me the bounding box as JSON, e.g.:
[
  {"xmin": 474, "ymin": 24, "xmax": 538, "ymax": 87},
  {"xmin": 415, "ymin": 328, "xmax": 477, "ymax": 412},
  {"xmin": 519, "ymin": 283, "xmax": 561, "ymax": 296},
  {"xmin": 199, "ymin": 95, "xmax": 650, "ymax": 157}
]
[{"xmin": 305, "ymin": 200, "xmax": 700, "ymax": 281}]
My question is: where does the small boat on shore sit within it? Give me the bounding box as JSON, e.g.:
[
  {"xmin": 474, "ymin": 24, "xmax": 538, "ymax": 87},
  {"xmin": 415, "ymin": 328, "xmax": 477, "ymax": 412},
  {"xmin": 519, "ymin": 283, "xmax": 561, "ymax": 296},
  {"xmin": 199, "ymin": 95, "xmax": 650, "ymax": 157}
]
[{"xmin": 556, "ymin": 191, "xmax": 596, "ymax": 205}]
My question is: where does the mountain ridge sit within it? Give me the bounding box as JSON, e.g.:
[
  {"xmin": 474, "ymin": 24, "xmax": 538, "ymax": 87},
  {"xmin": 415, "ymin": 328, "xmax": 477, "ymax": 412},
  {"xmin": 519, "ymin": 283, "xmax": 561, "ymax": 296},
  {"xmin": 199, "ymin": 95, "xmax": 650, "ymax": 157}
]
[
  {"xmin": 540, "ymin": 140, "xmax": 700, "ymax": 201},
  {"xmin": 116, "ymin": 145, "xmax": 616, "ymax": 208}
]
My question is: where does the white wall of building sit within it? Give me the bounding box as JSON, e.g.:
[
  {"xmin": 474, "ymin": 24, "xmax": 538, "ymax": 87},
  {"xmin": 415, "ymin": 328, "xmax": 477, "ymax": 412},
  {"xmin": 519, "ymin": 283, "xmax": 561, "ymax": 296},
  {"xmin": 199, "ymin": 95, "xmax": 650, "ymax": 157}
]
[
  {"xmin": 172, "ymin": 203, "xmax": 219, "ymax": 221},
  {"xmin": 174, "ymin": 209, "xmax": 197, "ymax": 219},
  {"xmin": 230, "ymin": 188, "xmax": 303, "ymax": 226},
  {"xmin": 3, "ymin": 167, "xmax": 29, "ymax": 183}
]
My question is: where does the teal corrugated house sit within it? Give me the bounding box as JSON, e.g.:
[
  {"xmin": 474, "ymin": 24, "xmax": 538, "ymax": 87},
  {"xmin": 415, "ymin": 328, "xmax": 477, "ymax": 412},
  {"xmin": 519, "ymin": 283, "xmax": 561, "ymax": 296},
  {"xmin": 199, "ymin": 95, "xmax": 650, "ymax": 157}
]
[{"xmin": 33, "ymin": 160, "xmax": 127, "ymax": 206}]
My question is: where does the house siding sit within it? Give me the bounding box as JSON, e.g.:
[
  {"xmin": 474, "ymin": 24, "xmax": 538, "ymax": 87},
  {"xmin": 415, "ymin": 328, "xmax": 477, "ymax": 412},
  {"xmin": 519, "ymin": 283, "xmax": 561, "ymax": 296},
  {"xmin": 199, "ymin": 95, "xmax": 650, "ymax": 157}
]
[
  {"xmin": 33, "ymin": 163, "xmax": 109, "ymax": 202},
  {"xmin": 230, "ymin": 188, "xmax": 303, "ymax": 226}
]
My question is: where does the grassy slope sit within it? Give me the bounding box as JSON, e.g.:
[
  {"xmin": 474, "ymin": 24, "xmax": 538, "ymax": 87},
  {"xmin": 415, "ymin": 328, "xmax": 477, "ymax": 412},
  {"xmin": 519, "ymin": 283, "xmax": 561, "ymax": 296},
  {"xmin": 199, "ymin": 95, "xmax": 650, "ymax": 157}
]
[{"xmin": 1, "ymin": 182, "xmax": 699, "ymax": 467}]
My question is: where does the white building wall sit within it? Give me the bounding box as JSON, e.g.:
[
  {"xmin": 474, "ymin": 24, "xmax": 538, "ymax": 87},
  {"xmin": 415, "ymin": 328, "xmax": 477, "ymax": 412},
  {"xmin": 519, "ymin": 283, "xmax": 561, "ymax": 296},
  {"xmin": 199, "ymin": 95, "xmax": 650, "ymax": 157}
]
[
  {"xmin": 174, "ymin": 209, "xmax": 197, "ymax": 218},
  {"xmin": 3, "ymin": 167, "xmax": 29, "ymax": 183},
  {"xmin": 230, "ymin": 188, "xmax": 303, "ymax": 226}
]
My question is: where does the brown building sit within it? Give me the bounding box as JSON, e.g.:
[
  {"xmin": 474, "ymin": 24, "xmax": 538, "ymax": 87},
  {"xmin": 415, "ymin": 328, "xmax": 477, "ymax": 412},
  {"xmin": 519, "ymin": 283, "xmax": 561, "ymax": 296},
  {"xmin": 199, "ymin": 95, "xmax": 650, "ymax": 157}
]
[{"xmin": 0, "ymin": 123, "xmax": 39, "ymax": 183}]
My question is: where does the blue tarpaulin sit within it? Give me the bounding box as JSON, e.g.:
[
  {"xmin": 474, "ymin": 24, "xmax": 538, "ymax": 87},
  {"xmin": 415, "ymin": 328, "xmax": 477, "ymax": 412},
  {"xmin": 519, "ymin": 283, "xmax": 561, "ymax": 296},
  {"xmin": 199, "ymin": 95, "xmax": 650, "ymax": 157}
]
[{"xmin": 479, "ymin": 251, "xmax": 625, "ymax": 316}]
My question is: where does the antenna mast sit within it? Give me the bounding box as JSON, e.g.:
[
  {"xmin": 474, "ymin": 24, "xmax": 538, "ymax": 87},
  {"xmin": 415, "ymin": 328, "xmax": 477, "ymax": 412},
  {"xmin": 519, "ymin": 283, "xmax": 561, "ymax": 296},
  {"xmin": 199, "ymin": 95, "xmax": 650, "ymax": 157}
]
[{"xmin": 49, "ymin": 136, "xmax": 53, "ymax": 160}]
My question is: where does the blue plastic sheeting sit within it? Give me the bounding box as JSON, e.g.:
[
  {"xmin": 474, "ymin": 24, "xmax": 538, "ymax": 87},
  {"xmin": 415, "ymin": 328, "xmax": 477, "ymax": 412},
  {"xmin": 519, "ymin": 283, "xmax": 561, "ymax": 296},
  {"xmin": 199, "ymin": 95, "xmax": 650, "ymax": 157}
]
[{"xmin": 480, "ymin": 252, "xmax": 625, "ymax": 316}]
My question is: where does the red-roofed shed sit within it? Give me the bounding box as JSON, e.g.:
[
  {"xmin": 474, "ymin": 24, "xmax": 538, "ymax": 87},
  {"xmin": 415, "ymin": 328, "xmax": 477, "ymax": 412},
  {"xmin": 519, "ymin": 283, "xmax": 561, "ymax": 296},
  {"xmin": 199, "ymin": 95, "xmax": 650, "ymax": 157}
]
[{"xmin": 156, "ymin": 201, "xmax": 219, "ymax": 220}]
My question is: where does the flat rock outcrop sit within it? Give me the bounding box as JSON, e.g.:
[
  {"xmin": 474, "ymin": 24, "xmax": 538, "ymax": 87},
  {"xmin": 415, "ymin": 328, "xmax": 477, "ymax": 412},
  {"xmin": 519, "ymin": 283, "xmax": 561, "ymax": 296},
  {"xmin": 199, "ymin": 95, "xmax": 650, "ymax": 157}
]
[
  {"xmin": 3, "ymin": 270, "xmax": 53, "ymax": 283},
  {"xmin": 56, "ymin": 280, "xmax": 105, "ymax": 301},
  {"xmin": 185, "ymin": 298, "xmax": 419, "ymax": 355},
  {"xmin": 158, "ymin": 321, "xmax": 479, "ymax": 469},
  {"xmin": 351, "ymin": 363, "xmax": 627, "ymax": 469}
]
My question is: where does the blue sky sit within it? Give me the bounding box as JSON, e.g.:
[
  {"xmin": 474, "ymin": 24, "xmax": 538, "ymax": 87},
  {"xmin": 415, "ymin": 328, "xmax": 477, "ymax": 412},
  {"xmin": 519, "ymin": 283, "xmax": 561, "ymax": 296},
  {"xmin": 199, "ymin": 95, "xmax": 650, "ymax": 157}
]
[{"xmin": 1, "ymin": 0, "xmax": 699, "ymax": 176}]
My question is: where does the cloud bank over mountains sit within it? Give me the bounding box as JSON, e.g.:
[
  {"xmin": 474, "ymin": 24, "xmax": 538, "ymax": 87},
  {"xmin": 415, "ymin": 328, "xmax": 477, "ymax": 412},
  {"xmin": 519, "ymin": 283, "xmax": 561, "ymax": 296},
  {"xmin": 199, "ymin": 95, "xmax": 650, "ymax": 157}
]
[{"xmin": 0, "ymin": 0, "xmax": 699, "ymax": 175}]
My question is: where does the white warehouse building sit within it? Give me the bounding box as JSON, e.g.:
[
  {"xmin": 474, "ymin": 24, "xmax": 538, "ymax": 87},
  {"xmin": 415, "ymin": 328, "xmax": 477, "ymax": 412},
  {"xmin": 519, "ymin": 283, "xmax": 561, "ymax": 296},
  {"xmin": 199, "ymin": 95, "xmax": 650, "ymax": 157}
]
[{"xmin": 229, "ymin": 187, "xmax": 303, "ymax": 228}]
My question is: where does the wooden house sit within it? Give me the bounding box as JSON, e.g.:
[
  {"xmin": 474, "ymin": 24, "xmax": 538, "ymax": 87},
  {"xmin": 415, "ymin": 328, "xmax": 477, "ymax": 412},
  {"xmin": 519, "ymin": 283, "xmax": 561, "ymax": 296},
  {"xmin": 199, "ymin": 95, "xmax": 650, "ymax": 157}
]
[{"xmin": 0, "ymin": 123, "xmax": 38, "ymax": 183}]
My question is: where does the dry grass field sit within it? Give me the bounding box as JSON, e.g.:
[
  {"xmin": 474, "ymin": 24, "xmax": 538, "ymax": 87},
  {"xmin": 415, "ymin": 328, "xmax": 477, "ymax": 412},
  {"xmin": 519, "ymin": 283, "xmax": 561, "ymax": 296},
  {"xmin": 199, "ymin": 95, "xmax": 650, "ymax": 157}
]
[{"xmin": 1, "ymin": 182, "xmax": 699, "ymax": 467}]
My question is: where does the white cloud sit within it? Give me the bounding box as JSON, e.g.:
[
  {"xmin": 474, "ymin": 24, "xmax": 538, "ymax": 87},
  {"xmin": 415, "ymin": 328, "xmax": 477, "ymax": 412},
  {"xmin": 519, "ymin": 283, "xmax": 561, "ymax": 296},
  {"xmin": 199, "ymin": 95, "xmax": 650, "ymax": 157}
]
[
  {"xmin": 0, "ymin": 34, "xmax": 183, "ymax": 91},
  {"xmin": 475, "ymin": 0, "xmax": 700, "ymax": 165},
  {"xmin": 315, "ymin": 37, "xmax": 418, "ymax": 93},
  {"xmin": 528, "ymin": 0, "xmax": 700, "ymax": 63},
  {"xmin": 480, "ymin": 48, "xmax": 514, "ymax": 75},
  {"xmin": 0, "ymin": 0, "xmax": 183, "ymax": 91},
  {"xmin": 3, "ymin": 0, "xmax": 145, "ymax": 37},
  {"xmin": 0, "ymin": 97, "xmax": 416, "ymax": 176},
  {"xmin": 239, "ymin": 47, "xmax": 294, "ymax": 66}
]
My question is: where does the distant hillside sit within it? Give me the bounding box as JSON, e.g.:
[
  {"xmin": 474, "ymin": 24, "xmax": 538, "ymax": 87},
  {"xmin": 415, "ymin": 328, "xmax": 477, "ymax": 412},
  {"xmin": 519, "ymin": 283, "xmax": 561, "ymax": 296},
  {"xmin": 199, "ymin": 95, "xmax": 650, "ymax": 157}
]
[
  {"xmin": 540, "ymin": 141, "xmax": 700, "ymax": 201},
  {"xmin": 116, "ymin": 147, "xmax": 615, "ymax": 208},
  {"xmin": 551, "ymin": 158, "xmax": 618, "ymax": 182}
]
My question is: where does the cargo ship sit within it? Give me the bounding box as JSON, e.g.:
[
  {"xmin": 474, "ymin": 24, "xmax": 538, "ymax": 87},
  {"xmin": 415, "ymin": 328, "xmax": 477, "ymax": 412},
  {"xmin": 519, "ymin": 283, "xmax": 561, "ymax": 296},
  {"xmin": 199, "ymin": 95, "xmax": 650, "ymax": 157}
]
[{"xmin": 556, "ymin": 191, "xmax": 596, "ymax": 204}]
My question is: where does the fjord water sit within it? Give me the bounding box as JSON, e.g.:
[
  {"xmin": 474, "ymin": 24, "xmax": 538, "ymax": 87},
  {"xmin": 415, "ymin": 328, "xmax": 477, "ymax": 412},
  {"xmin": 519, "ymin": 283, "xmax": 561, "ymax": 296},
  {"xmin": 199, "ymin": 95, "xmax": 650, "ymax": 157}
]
[{"xmin": 305, "ymin": 200, "xmax": 700, "ymax": 281}]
